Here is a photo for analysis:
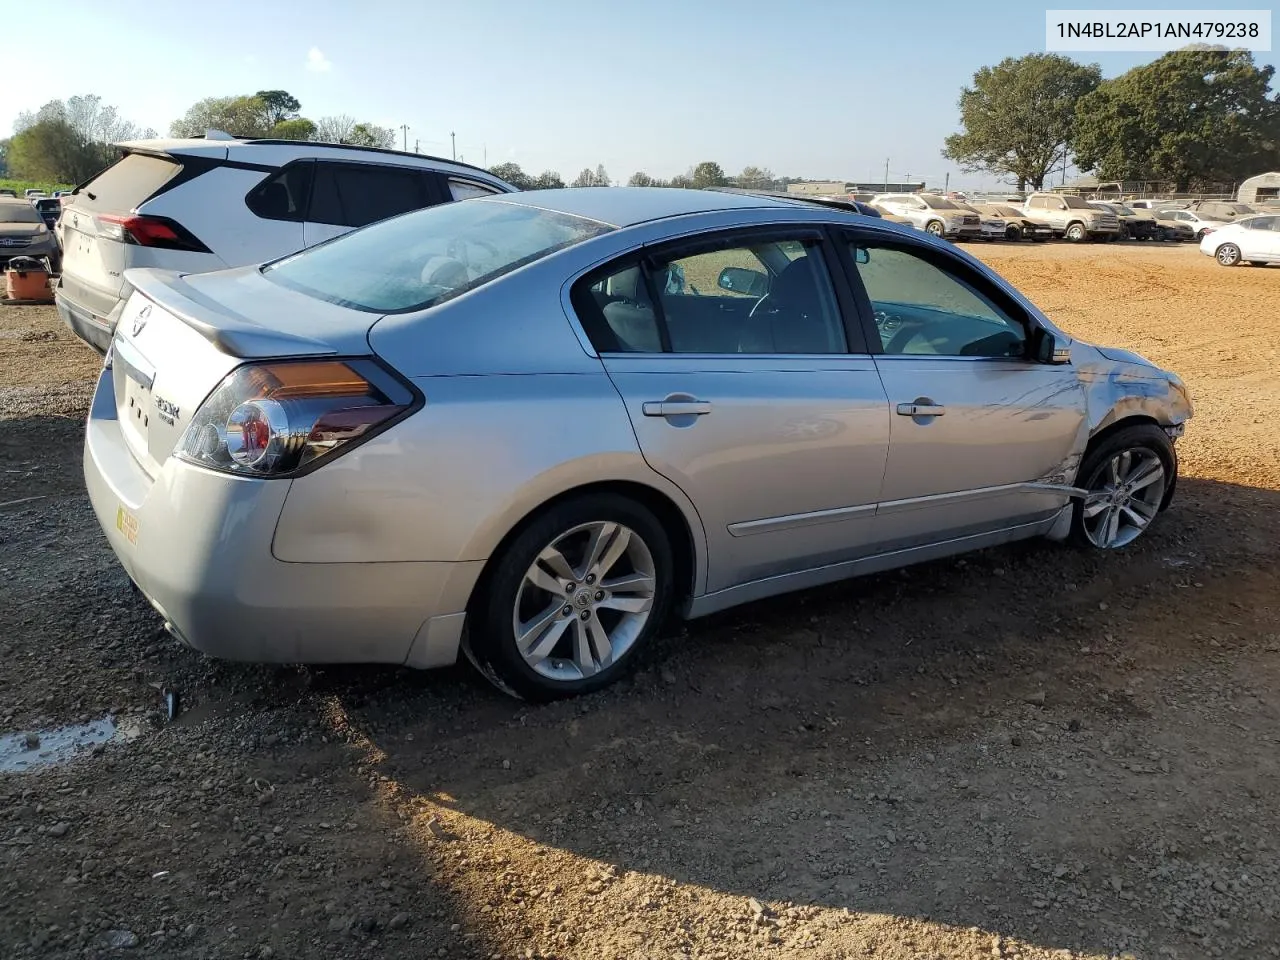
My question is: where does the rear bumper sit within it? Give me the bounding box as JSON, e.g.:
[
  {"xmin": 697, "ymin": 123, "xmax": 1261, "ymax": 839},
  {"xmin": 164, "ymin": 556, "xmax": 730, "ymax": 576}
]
[
  {"xmin": 56, "ymin": 284, "xmax": 123, "ymax": 354},
  {"xmin": 83, "ymin": 369, "xmax": 480, "ymax": 669}
]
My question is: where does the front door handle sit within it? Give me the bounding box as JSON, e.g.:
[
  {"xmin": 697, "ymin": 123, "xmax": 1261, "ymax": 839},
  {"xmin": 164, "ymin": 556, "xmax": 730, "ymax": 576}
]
[
  {"xmin": 896, "ymin": 400, "xmax": 946, "ymax": 417},
  {"xmin": 643, "ymin": 400, "xmax": 712, "ymax": 417}
]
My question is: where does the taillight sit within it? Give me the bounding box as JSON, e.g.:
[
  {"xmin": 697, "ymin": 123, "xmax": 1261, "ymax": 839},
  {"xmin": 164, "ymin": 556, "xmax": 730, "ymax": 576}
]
[
  {"xmin": 176, "ymin": 359, "xmax": 418, "ymax": 478},
  {"xmin": 96, "ymin": 214, "xmax": 210, "ymax": 252}
]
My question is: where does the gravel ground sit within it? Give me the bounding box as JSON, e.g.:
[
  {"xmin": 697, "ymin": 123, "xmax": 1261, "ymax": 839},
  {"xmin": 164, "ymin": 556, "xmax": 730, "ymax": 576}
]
[{"xmin": 1, "ymin": 242, "xmax": 1278, "ymax": 960}]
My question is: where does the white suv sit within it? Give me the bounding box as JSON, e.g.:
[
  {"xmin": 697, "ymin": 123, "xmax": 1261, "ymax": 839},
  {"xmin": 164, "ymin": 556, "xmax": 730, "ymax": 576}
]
[
  {"xmin": 869, "ymin": 193, "xmax": 983, "ymax": 240},
  {"xmin": 56, "ymin": 133, "xmax": 516, "ymax": 352}
]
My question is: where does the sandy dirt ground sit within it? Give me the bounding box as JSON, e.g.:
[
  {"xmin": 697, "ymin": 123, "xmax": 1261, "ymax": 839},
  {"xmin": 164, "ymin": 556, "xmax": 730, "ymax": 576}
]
[{"xmin": 1, "ymin": 242, "xmax": 1278, "ymax": 960}]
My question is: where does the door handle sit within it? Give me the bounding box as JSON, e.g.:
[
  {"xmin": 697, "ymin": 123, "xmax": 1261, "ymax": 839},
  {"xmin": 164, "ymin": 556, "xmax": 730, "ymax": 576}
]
[
  {"xmin": 896, "ymin": 401, "xmax": 945, "ymax": 417},
  {"xmin": 642, "ymin": 400, "xmax": 712, "ymax": 417}
]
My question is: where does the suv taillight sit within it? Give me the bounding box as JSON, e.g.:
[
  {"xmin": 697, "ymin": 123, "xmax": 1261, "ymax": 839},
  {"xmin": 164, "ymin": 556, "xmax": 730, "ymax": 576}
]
[{"xmin": 96, "ymin": 214, "xmax": 210, "ymax": 252}]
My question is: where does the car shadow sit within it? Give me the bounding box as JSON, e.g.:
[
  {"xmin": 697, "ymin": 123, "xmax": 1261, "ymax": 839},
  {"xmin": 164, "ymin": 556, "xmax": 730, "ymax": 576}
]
[{"xmin": 319, "ymin": 475, "xmax": 1280, "ymax": 958}]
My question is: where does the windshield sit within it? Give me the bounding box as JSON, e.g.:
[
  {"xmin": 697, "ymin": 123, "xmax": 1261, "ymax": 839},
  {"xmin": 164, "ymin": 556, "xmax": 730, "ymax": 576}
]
[
  {"xmin": 0, "ymin": 203, "xmax": 41, "ymax": 224},
  {"xmin": 1062, "ymin": 196, "xmax": 1092, "ymax": 209},
  {"xmin": 987, "ymin": 205, "xmax": 1022, "ymax": 217},
  {"xmin": 264, "ymin": 199, "xmax": 615, "ymax": 313},
  {"xmin": 924, "ymin": 197, "xmax": 960, "ymax": 210}
]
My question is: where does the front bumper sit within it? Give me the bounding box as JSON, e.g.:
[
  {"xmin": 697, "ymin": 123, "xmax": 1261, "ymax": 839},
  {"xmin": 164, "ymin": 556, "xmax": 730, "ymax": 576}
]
[{"xmin": 83, "ymin": 369, "xmax": 481, "ymax": 669}]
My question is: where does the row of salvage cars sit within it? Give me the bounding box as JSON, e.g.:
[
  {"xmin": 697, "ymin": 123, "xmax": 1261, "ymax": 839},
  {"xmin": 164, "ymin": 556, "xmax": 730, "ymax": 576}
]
[{"xmin": 61, "ymin": 134, "xmax": 1194, "ymax": 700}]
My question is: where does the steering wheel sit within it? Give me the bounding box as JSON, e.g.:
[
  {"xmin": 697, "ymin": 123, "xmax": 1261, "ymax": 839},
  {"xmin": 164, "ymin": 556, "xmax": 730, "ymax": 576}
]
[{"xmin": 747, "ymin": 293, "xmax": 774, "ymax": 318}]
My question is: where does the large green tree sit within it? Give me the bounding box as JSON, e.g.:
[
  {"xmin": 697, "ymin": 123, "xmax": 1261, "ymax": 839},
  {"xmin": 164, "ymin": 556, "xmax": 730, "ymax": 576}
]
[
  {"xmin": 1072, "ymin": 49, "xmax": 1280, "ymax": 190},
  {"xmin": 530, "ymin": 170, "xmax": 565, "ymax": 189},
  {"xmin": 943, "ymin": 53, "xmax": 1102, "ymax": 190},
  {"xmin": 735, "ymin": 165, "xmax": 774, "ymax": 190},
  {"xmin": 256, "ymin": 90, "xmax": 301, "ymax": 127},
  {"xmin": 348, "ymin": 123, "xmax": 395, "ymax": 149},
  {"xmin": 489, "ymin": 162, "xmax": 534, "ymax": 189},
  {"xmin": 7, "ymin": 119, "xmax": 107, "ymax": 182},
  {"xmin": 269, "ymin": 118, "xmax": 316, "ymax": 141},
  {"xmin": 171, "ymin": 96, "xmax": 272, "ymax": 138},
  {"xmin": 691, "ymin": 161, "xmax": 728, "ymax": 188}
]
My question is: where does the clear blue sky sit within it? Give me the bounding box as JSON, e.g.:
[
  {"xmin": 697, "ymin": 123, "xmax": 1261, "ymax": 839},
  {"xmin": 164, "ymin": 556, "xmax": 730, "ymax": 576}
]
[{"xmin": 5, "ymin": 0, "xmax": 1276, "ymax": 188}]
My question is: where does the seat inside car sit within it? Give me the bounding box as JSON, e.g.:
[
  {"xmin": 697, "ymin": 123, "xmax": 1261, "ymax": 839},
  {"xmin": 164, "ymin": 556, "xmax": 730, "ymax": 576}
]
[
  {"xmin": 600, "ymin": 267, "xmax": 663, "ymax": 352},
  {"xmin": 758, "ymin": 256, "xmax": 843, "ymax": 353}
]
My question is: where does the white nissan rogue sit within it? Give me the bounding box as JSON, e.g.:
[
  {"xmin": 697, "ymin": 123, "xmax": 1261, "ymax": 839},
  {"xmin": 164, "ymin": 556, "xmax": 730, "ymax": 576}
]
[{"xmin": 56, "ymin": 132, "xmax": 516, "ymax": 352}]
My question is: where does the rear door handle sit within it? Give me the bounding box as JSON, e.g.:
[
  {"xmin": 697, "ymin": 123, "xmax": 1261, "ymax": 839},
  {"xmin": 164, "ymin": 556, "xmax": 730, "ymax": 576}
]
[
  {"xmin": 642, "ymin": 400, "xmax": 712, "ymax": 417},
  {"xmin": 896, "ymin": 401, "xmax": 945, "ymax": 417}
]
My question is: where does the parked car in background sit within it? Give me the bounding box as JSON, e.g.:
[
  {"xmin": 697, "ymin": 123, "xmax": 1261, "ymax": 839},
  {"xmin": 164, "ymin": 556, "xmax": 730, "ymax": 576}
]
[
  {"xmin": 870, "ymin": 193, "xmax": 982, "ymax": 240},
  {"xmin": 867, "ymin": 203, "xmax": 914, "ymax": 226},
  {"xmin": 1157, "ymin": 209, "xmax": 1227, "ymax": 240},
  {"xmin": 33, "ymin": 196, "xmax": 63, "ymax": 231},
  {"xmin": 970, "ymin": 202, "xmax": 1053, "ymax": 241},
  {"xmin": 1181, "ymin": 200, "xmax": 1255, "ymax": 221},
  {"xmin": 1152, "ymin": 211, "xmax": 1197, "ymax": 242},
  {"xmin": 1199, "ymin": 214, "xmax": 1280, "ymax": 266},
  {"xmin": 24, "ymin": 189, "xmax": 48, "ymax": 200},
  {"xmin": 84, "ymin": 188, "xmax": 1192, "ymax": 700},
  {"xmin": 0, "ymin": 197, "xmax": 61, "ymax": 272},
  {"xmin": 953, "ymin": 202, "xmax": 1007, "ymax": 241},
  {"xmin": 0, "ymin": 188, "xmax": 17, "ymax": 198},
  {"xmin": 56, "ymin": 133, "xmax": 516, "ymax": 352},
  {"xmin": 1023, "ymin": 194, "xmax": 1120, "ymax": 241},
  {"xmin": 1089, "ymin": 201, "xmax": 1161, "ymax": 240}
]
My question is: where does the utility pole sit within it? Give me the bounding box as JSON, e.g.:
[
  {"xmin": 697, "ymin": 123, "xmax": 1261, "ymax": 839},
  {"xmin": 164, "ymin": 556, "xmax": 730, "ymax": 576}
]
[
  {"xmin": 483, "ymin": 143, "xmax": 487, "ymax": 166},
  {"xmin": 399, "ymin": 124, "xmax": 409, "ymax": 151},
  {"xmin": 883, "ymin": 158, "xmax": 888, "ymax": 192},
  {"xmin": 414, "ymin": 139, "xmax": 420, "ymax": 154},
  {"xmin": 451, "ymin": 131, "xmax": 456, "ymax": 161},
  {"xmin": 944, "ymin": 172, "xmax": 950, "ymax": 194}
]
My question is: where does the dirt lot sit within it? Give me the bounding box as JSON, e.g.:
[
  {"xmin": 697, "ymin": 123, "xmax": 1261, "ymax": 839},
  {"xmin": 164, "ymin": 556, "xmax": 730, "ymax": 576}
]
[{"xmin": 2, "ymin": 243, "xmax": 1279, "ymax": 960}]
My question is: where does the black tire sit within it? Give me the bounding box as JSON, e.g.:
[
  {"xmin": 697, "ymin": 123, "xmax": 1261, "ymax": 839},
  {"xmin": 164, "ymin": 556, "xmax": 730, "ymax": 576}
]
[
  {"xmin": 464, "ymin": 493, "xmax": 675, "ymax": 701},
  {"xmin": 925, "ymin": 220, "xmax": 945, "ymax": 238},
  {"xmin": 1069, "ymin": 424, "xmax": 1177, "ymax": 550},
  {"xmin": 1064, "ymin": 222, "xmax": 1087, "ymax": 242},
  {"xmin": 1215, "ymin": 243, "xmax": 1242, "ymax": 267},
  {"xmin": 1005, "ymin": 225, "xmax": 1022, "ymax": 241}
]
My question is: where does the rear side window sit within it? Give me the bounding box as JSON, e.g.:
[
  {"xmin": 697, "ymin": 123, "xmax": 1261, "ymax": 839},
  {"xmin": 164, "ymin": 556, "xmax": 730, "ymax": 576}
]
[
  {"xmin": 307, "ymin": 163, "xmax": 434, "ymax": 228},
  {"xmin": 246, "ymin": 162, "xmax": 314, "ymax": 222},
  {"xmin": 449, "ymin": 179, "xmax": 500, "ymax": 201},
  {"xmin": 72, "ymin": 153, "xmax": 182, "ymax": 213}
]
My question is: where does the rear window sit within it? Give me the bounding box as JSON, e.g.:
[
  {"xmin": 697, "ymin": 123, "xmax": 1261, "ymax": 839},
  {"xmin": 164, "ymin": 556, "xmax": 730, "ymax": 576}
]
[
  {"xmin": 263, "ymin": 199, "xmax": 615, "ymax": 313},
  {"xmin": 0, "ymin": 203, "xmax": 40, "ymax": 224},
  {"xmin": 73, "ymin": 152, "xmax": 182, "ymax": 212}
]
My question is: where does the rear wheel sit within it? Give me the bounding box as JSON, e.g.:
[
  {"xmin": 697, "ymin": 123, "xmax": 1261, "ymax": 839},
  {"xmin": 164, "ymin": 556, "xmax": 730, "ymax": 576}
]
[
  {"xmin": 1070, "ymin": 425, "xmax": 1175, "ymax": 550},
  {"xmin": 1216, "ymin": 243, "xmax": 1242, "ymax": 266},
  {"xmin": 465, "ymin": 493, "xmax": 674, "ymax": 701}
]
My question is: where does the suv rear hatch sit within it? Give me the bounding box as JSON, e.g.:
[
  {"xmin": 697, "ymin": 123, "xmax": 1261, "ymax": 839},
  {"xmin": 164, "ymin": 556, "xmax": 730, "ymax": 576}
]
[
  {"xmin": 60, "ymin": 148, "xmax": 226, "ymax": 318},
  {"xmin": 108, "ymin": 266, "xmax": 381, "ymax": 478}
]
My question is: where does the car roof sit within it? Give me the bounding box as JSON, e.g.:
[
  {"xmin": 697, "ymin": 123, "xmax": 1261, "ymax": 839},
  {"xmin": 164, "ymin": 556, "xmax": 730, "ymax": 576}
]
[{"xmin": 486, "ymin": 186, "xmax": 803, "ymax": 228}]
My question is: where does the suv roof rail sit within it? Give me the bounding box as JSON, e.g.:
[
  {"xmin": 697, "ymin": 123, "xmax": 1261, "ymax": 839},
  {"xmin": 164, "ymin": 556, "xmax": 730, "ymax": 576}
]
[
  {"xmin": 705, "ymin": 186, "xmax": 867, "ymax": 214},
  {"xmin": 244, "ymin": 138, "xmax": 499, "ymax": 177}
]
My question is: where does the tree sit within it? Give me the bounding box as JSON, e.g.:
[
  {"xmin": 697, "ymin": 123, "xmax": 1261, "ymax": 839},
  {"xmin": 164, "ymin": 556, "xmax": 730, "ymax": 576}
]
[
  {"xmin": 594, "ymin": 164, "xmax": 610, "ymax": 186},
  {"xmin": 489, "ymin": 162, "xmax": 534, "ymax": 190},
  {"xmin": 572, "ymin": 167, "xmax": 604, "ymax": 187},
  {"xmin": 530, "ymin": 170, "xmax": 565, "ymax": 189},
  {"xmin": 669, "ymin": 173, "xmax": 694, "ymax": 189},
  {"xmin": 348, "ymin": 123, "xmax": 395, "ymax": 148},
  {"xmin": 171, "ymin": 96, "xmax": 271, "ymax": 138},
  {"xmin": 1072, "ymin": 48, "xmax": 1280, "ymax": 190},
  {"xmin": 0, "ymin": 138, "xmax": 8, "ymax": 176},
  {"xmin": 256, "ymin": 90, "xmax": 301, "ymax": 127},
  {"xmin": 691, "ymin": 161, "xmax": 728, "ymax": 188},
  {"xmin": 314, "ymin": 114, "xmax": 357, "ymax": 144},
  {"xmin": 7, "ymin": 119, "xmax": 105, "ymax": 182},
  {"xmin": 628, "ymin": 171, "xmax": 654, "ymax": 186},
  {"xmin": 270, "ymin": 118, "xmax": 317, "ymax": 141},
  {"xmin": 736, "ymin": 165, "xmax": 774, "ymax": 190},
  {"xmin": 942, "ymin": 54, "xmax": 1101, "ymax": 191}
]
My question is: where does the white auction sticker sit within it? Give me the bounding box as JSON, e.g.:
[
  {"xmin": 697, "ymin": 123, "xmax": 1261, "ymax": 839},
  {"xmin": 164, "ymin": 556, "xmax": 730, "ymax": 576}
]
[{"xmin": 1046, "ymin": 9, "xmax": 1271, "ymax": 51}]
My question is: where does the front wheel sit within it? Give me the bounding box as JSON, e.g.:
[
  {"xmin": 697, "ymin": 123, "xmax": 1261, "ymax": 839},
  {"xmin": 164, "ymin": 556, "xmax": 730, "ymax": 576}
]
[
  {"xmin": 1064, "ymin": 222, "xmax": 1087, "ymax": 242},
  {"xmin": 1070, "ymin": 425, "xmax": 1175, "ymax": 550},
  {"xmin": 1215, "ymin": 243, "xmax": 1241, "ymax": 266},
  {"xmin": 465, "ymin": 493, "xmax": 674, "ymax": 701},
  {"xmin": 1005, "ymin": 225, "xmax": 1022, "ymax": 241},
  {"xmin": 925, "ymin": 220, "xmax": 945, "ymax": 238}
]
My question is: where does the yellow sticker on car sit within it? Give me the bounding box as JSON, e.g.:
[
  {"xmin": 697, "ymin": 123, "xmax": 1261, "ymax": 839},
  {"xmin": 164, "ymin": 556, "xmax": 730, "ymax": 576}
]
[{"xmin": 115, "ymin": 505, "xmax": 139, "ymax": 545}]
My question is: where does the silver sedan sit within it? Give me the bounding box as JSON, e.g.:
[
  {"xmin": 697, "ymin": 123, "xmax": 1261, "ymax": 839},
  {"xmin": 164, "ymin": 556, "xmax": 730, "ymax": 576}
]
[{"xmin": 84, "ymin": 188, "xmax": 1193, "ymax": 700}]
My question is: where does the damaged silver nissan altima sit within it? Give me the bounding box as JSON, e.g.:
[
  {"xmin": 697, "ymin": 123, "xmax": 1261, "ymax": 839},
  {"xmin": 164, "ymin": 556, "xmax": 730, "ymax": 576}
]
[{"xmin": 84, "ymin": 187, "xmax": 1192, "ymax": 700}]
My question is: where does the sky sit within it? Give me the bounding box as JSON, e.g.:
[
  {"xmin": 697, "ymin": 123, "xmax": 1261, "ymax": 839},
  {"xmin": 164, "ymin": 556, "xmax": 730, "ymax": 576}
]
[{"xmin": 3, "ymin": 0, "xmax": 1276, "ymax": 190}]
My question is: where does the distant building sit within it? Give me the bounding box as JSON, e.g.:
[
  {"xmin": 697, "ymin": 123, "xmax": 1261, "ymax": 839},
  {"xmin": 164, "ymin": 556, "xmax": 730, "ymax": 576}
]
[
  {"xmin": 786, "ymin": 180, "xmax": 924, "ymax": 196},
  {"xmin": 1238, "ymin": 171, "xmax": 1280, "ymax": 204}
]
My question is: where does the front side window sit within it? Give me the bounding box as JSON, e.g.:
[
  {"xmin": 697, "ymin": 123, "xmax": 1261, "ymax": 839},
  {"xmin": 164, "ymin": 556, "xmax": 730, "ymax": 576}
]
[
  {"xmin": 848, "ymin": 241, "xmax": 1027, "ymax": 358},
  {"xmin": 308, "ymin": 163, "xmax": 433, "ymax": 228},
  {"xmin": 265, "ymin": 199, "xmax": 614, "ymax": 313},
  {"xmin": 573, "ymin": 234, "xmax": 848, "ymax": 355}
]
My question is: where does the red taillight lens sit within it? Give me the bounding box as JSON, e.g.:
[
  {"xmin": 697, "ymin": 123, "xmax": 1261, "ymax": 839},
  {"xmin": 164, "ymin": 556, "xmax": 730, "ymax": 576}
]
[
  {"xmin": 96, "ymin": 214, "xmax": 209, "ymax": 252},
  {"xmin": 177, "ymin": 359, "xmax": 418, "ymax": 477}
]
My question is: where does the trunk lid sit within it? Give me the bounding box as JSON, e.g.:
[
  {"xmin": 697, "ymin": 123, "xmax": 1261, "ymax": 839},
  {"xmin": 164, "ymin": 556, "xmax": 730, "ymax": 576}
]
[{"xmin": 111, "ymin": 266, "xmax": 382, "ymax": 476}]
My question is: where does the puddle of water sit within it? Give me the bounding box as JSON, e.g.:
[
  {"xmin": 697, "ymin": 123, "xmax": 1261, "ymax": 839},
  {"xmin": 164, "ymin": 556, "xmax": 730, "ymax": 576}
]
[{"xmin": 0, "ymin": 716, "xmax": 143, "ymax": 773}]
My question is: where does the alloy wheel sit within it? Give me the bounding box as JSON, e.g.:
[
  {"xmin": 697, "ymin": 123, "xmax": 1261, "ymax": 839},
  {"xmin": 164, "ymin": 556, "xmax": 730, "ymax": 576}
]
[
  {"xmin": 1081, "ymin": 449, "xmax": 1166, "ymax": 549},
  {"xmin": 1216, "ymin": 244, "xmax": 1241, "ymax": 266},
  {"xmin": 512, "ymin": 521, "xmax": 656, "ymax": 681}
]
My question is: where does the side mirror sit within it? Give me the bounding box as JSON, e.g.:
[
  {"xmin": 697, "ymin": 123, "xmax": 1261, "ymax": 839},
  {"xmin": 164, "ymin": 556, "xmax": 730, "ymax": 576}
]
[
  {"xmin": 717, "ymin": 266, "xmax": 768, "ymax": 297},
  {"xmin": 854, "ymin": 247, "xmax": 871, "ymax": 264},
  {"xmin": 1033, "ymin": 327, "xmax": 1071, "ymax": 364}
]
